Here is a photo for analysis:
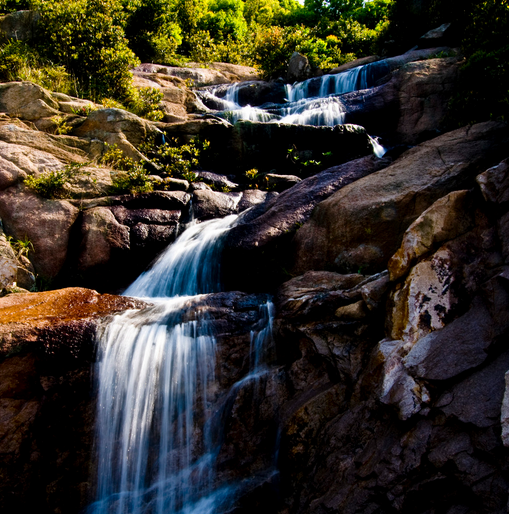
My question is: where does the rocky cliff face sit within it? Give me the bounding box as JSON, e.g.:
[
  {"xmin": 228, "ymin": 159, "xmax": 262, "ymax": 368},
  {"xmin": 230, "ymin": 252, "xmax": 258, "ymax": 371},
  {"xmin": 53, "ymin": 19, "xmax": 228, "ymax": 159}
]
[{"xmin": 0, "ymin": 43, "xmax": 508, "ymax": 514}]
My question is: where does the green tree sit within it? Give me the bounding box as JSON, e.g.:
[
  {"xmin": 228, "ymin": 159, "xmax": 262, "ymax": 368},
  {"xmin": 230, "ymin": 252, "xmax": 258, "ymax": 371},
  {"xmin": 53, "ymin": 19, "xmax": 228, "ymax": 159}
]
[
  {"xmin": 174, "ymin": 0, "xmax": 208, "ymax": 53},
  {"xmin": 200, "ymin": 0, "xmax": 247, "ymax": 41},
  {"xmin": 352, "ymin": 0, "xmax": 392, "ymax": 29},
  {"xmin": 33, "ymin": 0, "xmax": 139, "ymax": 100},
  {"xmin": 124, "ymin": 0, "xmax": 182, "ymax": 63}
]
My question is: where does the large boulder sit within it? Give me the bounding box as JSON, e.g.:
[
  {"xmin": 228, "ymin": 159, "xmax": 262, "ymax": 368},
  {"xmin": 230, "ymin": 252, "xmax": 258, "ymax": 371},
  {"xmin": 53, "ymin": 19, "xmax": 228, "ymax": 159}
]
[
  {"xmin": 287, "ymin": 52, "xmax": 312, "ymax": 83},
  {"xmin": 342, "ymin": 55, "xmax": 461, "ymax": 144},
  {"xmin": 0, "ymin": 187, "xmax": 79, "ymax": 281},
  {"xmin": 72, "ymin": 108, "xmax": 161, "ymax": 160},
  {"xmin": 0, "ymin": 82, "xmax": 60, "ymax": 121},
  {"xmin": 222, "ymin": 154, "xmax": 390, "ymax": 292},
  {"xmin": 292, "ymin": 121, "xmax": 509, "ymax": 276}
]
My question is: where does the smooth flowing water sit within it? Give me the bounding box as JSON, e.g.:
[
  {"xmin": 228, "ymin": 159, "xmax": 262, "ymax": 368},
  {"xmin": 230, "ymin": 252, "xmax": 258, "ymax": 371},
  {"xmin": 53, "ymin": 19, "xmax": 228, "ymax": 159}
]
[
  {"xmin": 197, "ymin": 60, "xmax": 388, "ymax": 156},
  {"xmin": 88, "ymin": 215, "xmax": 274, "ymax": 514}
]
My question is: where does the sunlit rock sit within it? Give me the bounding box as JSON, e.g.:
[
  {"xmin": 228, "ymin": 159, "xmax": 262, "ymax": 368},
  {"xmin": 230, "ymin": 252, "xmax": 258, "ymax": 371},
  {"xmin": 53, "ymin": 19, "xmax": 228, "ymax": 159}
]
[{"xmin": 388, "ymin": 190, "xmax": 474, "ymax": 281}]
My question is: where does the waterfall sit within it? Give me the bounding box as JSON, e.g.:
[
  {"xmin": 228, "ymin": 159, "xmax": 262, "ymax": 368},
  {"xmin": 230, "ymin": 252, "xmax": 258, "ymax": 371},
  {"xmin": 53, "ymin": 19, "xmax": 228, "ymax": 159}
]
[
  {"xmin": 196, "ymin": 60, "xmax": 387, "ymax": 156},
  {"xmin": 88, "ymin": 215, "xmax": 274, "ymax": 514}
]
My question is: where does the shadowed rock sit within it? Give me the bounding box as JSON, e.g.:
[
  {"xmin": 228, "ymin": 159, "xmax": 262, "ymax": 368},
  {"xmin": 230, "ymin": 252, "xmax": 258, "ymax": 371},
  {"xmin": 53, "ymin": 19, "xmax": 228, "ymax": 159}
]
[{"xmin": 292, "ymin": 121, "xmax": 509, "ymax": 277}]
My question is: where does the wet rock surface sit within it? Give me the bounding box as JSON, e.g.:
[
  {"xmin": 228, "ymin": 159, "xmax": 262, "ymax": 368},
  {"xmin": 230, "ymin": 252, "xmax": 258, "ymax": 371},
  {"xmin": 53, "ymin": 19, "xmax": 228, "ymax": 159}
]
[{"xmin": 0, "ymin": 287, "xmax": 147, "ymax": 514}]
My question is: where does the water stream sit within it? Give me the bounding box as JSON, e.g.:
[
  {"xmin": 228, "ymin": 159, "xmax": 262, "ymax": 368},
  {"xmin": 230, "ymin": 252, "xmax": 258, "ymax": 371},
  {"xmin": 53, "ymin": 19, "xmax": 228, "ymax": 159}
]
[
  {"xmin": 88, "ymin": 215, "xmax": 274, "ymax": 514},
  {"xmin": 196, "ymin": 60, "xmax": 389, "ymax": 157}
]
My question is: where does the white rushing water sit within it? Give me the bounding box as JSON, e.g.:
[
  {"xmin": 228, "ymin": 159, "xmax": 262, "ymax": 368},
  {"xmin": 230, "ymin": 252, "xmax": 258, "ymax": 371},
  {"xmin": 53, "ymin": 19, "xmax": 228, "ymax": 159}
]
[
  {"xmin": 88, "ymin": 215, "xmax": 274, "ymax": 514},
  {"xmin": 197, "ymin": 60, "xmax": 388, "ymax": 156}
]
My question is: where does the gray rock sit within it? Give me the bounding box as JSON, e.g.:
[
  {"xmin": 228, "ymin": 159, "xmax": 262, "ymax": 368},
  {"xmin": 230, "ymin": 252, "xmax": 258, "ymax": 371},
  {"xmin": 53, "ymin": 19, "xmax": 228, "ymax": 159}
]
[
  {"xmin": 0, "ymin": 10, "xmax": 39, "ymax": 42},
  {"xmin": 264, "ymin": 173, "xmax": 302, "ymax": 192},
  {"xmin": 195, "ymin": 171, "xmax": 239, "ymax": 191},
  {"xmin": 439, "ymin": 350, "xmax": 509, "ymax": 428},
  {"xmin": 403, "ymin": 296, "xmax": 496, "ymax": 380},
  {"xmin": 192, "ymin": 189, "xmax": 242, "ymax": 220},
  {"xmin": 477, "ymin": 158, "xmax": 509, "ymax": 205},
  {"xmin": 287, "ymin": 52, "xmax": 312, "ymax": 83}
]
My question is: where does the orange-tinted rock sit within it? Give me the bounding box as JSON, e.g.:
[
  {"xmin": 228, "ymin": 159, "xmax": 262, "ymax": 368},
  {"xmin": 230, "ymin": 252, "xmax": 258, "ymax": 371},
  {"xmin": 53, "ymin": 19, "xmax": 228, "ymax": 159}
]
[{"xmin": 0, "ymin": 287, "xmax": 147, "ymax": 358}]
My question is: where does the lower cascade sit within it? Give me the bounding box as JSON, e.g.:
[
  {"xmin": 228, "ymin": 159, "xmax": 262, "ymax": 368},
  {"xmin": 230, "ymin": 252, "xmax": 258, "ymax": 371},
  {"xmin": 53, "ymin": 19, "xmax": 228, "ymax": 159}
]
[{"xmin": 87, "ymin": 216, "xmax": 274, "ymax": 514}]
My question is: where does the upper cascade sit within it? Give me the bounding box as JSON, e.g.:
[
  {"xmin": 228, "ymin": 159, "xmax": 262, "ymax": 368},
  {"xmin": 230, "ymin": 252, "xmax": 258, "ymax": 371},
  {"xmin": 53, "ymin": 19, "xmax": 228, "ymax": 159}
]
[{"xmin": 197, "ymin": 59, "xmax": 390, "ymax": 128}]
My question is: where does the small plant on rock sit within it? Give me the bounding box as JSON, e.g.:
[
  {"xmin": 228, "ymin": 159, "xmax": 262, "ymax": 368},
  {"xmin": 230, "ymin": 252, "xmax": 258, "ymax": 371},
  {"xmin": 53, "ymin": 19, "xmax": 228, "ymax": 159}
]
[
  {"xmin": 140, "ymin": 136, "xmax": 210, "ymax": 180},
  {"xmin": 6, "ymin": 235, "xmax": 34, "ymax": 258},
  {"xmin": 101, "ymin": 143, "xmax": 154, "ymax": 195},
  {"xmin": 23, "ymin": 162, "xmax": 88, "ymax": 199},
  {"xmin": 126, "ymin": 87, "xmax": 165, "ymax": 121},
  {"xmin": 245, "ymin": 168, "xmax": 260, "ymax": 188},
  {"xmin": 71, "ymin": 103, "xmax": 96, "ymax": 117},
  {"xmin": 51, "ymin": 115, "xmax": 72, "ymax": 135}
]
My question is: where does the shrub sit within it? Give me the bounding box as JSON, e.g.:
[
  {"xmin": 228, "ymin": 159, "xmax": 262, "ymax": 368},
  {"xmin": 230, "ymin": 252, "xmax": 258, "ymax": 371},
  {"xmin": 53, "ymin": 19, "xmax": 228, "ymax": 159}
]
[
  {"xmin": 126, "ymin": 87, "xmax": 165, "ymax": 122},
  {"xmin": 23, "ymin": 162, "xmax": 88, "ymax": 198},
  {"xmin": 140, "ymin": 136, "xmax": 210, "ymax": 179},
  {"xmin": 0, "ymin": 40, "xmax": 74, "ymax": 94},
  {"xmin": 109, "ymin": 162, "xmax": 154, "ymax": 195},
  {"xmin": 101, "ymin": 144, "xmax": 154, "ymax": 195},
  {"xmin": 51, "ymin": 116, "xmax": 72, "ymax": 135}
]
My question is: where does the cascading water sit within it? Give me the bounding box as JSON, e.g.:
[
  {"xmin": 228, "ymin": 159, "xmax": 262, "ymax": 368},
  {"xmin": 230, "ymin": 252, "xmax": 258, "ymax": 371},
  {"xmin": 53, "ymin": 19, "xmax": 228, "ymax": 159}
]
[
  {"xmin": 196, "ymin": 60, "xmax": 388, "ymax": 156},
  {"xmin": 87, "ymin": 215, "xmax": 274, "ymax": 514}
]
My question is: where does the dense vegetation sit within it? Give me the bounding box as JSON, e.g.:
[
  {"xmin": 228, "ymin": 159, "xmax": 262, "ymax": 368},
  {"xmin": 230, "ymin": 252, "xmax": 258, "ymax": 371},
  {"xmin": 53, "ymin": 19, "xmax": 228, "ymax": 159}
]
[
  {"xmin": 0, "ymin": 0, "xmax": 392, "ymax": 99},
  {"xmin": 0, "ymin": 0, "xmax": 507, "ymax": 124}
]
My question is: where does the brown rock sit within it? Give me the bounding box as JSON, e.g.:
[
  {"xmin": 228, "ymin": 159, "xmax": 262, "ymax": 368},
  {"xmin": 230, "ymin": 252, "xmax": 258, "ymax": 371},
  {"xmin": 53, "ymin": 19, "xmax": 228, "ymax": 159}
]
[
  {"xmin": 0, "ymin": 120, "xmax": 89, "ymax": 163},
  {"xmin": 0, "ymin": 152, "xmax": 26, "ymax": 190},
  {"xmin": 388, "ymin": 190, "xmax": 474, "ymax": 281},
  {"xmin": 330, "ymin": 55, "xmax": 381, "ymax": 74},
  {"xmin": 78, "ymin": 207, "xmax": 130, "ymax": 271},
  {"xmin": 0, "ymin": 187, "xmax": 79, "ymax": 280},
  {"xmin": 0, "ymin": 82, "xmax": 60, "ymax": 121},
  {"xmin": 134, "ymin": 62, "xmax": 260, "ymax": 86},
  {"xmin": 0, "ymin": 287, "xmax": 146, "ymax": 356},
  {"xmin": 292, "ymin": 122, "xmax": 509, "ymax": 276},
  {"xmin": 72, "ymin": 108, "xmax": 160, "ymax": 160}
]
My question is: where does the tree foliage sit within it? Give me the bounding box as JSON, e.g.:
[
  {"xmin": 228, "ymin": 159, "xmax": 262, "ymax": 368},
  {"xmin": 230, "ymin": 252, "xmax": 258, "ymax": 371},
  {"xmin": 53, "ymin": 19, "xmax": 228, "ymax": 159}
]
[
  {"xmin": 33, "ymin": 0, "xmax": 139, "ymax": 100},
  {"xmin": 3, "ymin": 0, "xmax": 505, "ymax": 128}
]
